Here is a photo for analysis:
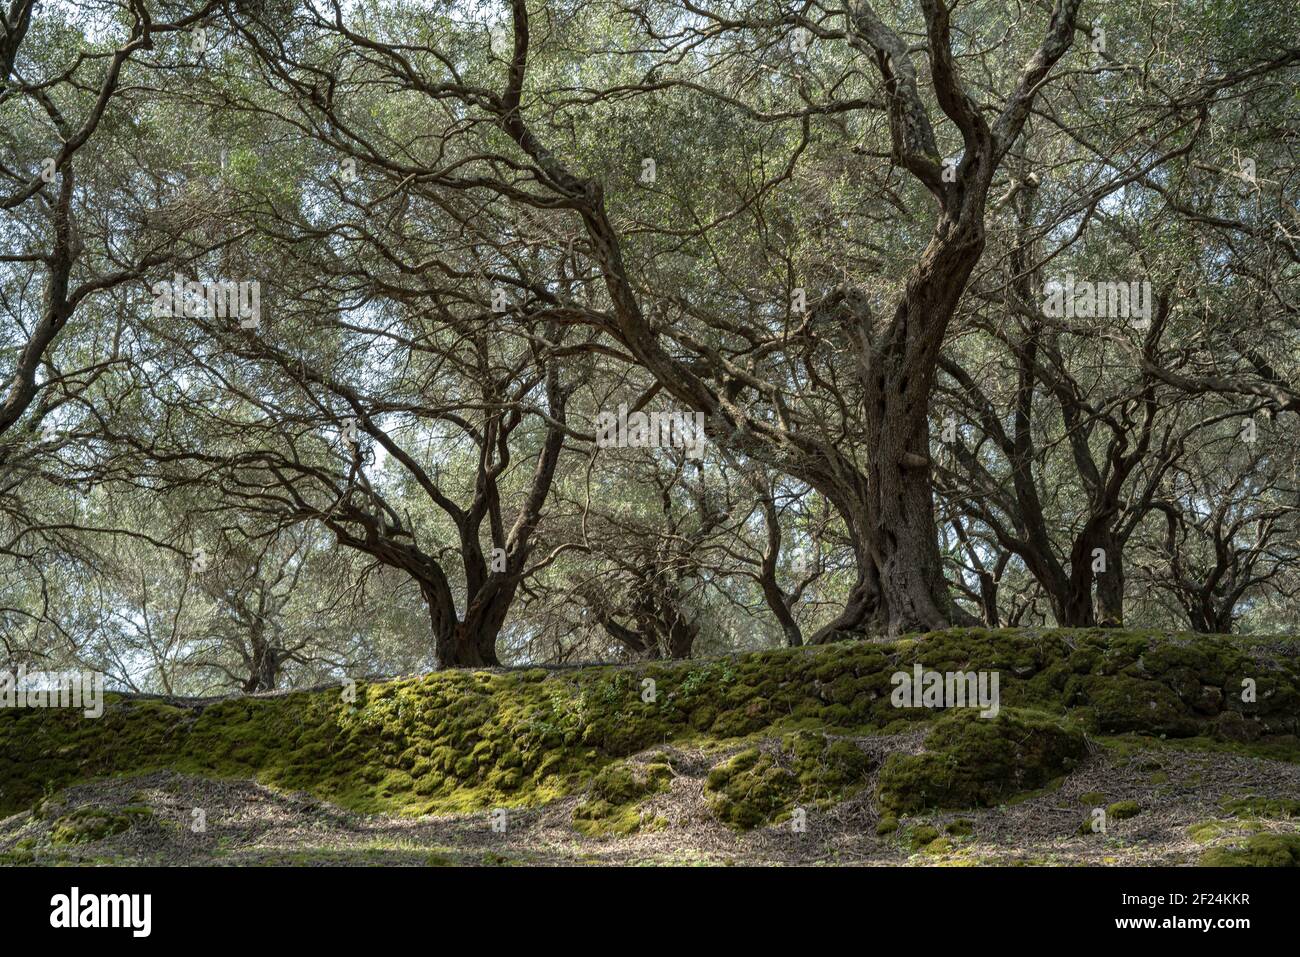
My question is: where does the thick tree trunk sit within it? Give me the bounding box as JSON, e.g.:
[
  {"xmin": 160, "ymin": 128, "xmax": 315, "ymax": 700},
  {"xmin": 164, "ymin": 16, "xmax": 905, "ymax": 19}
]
[
  {"xmin": 243, "ymin": 654, "xmax": 279, "ymax": 693},
  {"xmin": 856, "ymin": 216, "xmax": 987, "ymax": 636},
  {"xmin": 975, "ymin": 567, "xmax": 1000, "ymax": 627},
  {"xmin": 1058, "ymin": 537, "xmax": 1099, "ymax": 627},
  {"xmin": 243, "ymin": 630, "xmax": 280, "ymax": 693},
  {"xmin": 1209, "ymin": 606, "xmax": 1235, "ymax": 635},
  {"xmin": 599, "ymin": 606, "xmax": 695, "ymax": 659},
  {"xmin": 1188, "ymin": 596, "xmax": 1233, "ymax": 635},
  {"xmin": 599, "ymin": 616, "xmax": 663, "ymax": 660},
  {"xmin": 1057, "ymin": 524, "xmax": 1126, "ymax": 628},
  {"xmin": 664, "ymin": 613, "xmax": 697, "ymax": 659},
  {"xmin": 423, "ymin": 583, "xmax": 502, "ymax": 668},
  {"xmin": 435, "ymin": 620, "xmax": 501, "ymax": 668},
  {"xmin": 871, "ymin": 450, "xmax": 956, "ymax": 634},
  {"xmin": 1094, "ymin": 540, "xmax": 1125, "ymax": 626},
  {"xmin": 1056, "ymin": 589, "xmax": 1095, "ymax": 627}
]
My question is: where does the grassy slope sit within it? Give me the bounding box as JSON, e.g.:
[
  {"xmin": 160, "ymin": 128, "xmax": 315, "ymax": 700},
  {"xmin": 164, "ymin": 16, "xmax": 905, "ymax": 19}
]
[{"xmin": 3, "ymin": 628, "xmax": 1298, "ymax": 836}]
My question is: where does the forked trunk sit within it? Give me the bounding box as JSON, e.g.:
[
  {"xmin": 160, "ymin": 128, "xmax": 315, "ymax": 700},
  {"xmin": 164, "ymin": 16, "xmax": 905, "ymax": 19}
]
[
  {"xmin": 425, "ymin": 584, "xmax": 504, "ymax": 669},
  {"xmin": 243, "ymin": 629, "xmax": 280, "ymax": 693},
  {"xmin": 435, "ymin": 621, "xmax": 501, "ymax": 668}
]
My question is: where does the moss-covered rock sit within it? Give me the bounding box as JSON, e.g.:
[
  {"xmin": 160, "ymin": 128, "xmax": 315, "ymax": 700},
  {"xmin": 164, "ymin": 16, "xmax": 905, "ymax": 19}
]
[
  {"xmin": 908, "ymin": 823, "xmax": 941, "ymax": 850},
  {"xmin": 572, "ymin": 760, "xmax": 673, "ymax": 836},
  {"xmin": 877, "ymin": 709, "xmax": 1087, "ymax": 813},
  {"xmin": 1106, "ymin": 800, "xmax": 1143, "ymax": 821},
  {"xmin": 1200, "ymin": 832, "xmax": 1300, "ymax": 866},
  {"xmin": 1189, "ymin": 820, "xmax": 1231, "ymax": 844},
  {"xmin": 704, "ymin": 731, "xmax": 871, "ymax": 829},
  {"xmin": 1221, "ymin": 796, "xmax": 1300, "ymax": 819},
  {"xmin": 704, "ymin": 748, "xmax": 793, "ymax": 830},
  {"xmin": 1074, "ymin": 676, "xmax": 1199, "ymax": 736},
  {"xmin": 50, "ymin": 805, "xmax": 151, "ymax": 846}
]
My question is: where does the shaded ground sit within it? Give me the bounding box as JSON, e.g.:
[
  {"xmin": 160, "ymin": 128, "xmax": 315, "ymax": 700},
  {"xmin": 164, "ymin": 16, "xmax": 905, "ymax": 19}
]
[{"xmin": 4, "ymin": 735, "xmax": 1298, "ymax": 866}]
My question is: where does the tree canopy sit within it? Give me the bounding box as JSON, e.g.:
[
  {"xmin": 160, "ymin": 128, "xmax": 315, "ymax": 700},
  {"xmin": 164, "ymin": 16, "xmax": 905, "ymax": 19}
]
[{"xmin": 2, "ymin": 0, "xmax": 1298, "ymax": 690}]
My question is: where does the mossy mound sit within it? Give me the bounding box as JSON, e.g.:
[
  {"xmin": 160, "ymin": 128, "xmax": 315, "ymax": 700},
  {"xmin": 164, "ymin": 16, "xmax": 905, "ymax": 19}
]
[
  {"xmin": 1199, "ymin": 832, "xmax": 1300, "ymax": 866},
  {"xmin": 877, "ymin": 709, "xmax": 1087, "ymax": 814},
  {"xmin": 1, "ymin": 628, "xmax": 1296, "ymax": 822},
  {"xmin": 704, "ymin": 731, "xmax": 871, "ymax": 829},
  {"xmin": 1071, "ymin": 676, "xmax": 1198, "ymax": 736},
  {"xmin": 1189, "ymin": 820, "xmax": 1233, "ymax": 844},
  {"xmin": 907, "ymin": 823, "xmax": 941, "ymax": 850},
  {"xmin": 1222, "ymin": 796, "xmax": 1300, "ymax": 819},
  {"xmin": 1106, "ymin": 800, "xmax": 1143, "ymax": 821},
  {"xmin": 49, "ymin": 805, "xmax": 151, "ymax": 846},
  {"xmin": 572, "ymin": 760, "xmax": 673, "ymax": 836}
]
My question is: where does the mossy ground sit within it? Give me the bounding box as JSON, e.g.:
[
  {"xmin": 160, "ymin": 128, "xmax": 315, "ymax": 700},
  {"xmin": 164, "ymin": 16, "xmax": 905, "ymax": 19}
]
[
  {"xmin": 2, "ymin": 628, "xmax": 1298, "ymax": 863},
  {"xmin": 1200, "ymin": 833, "xmax": 1300, "ymax": 866}
]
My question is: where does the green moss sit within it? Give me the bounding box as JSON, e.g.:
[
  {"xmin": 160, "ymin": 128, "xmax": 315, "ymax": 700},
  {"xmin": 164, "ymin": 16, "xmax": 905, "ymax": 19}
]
[
  {"xmin": 572, "ymin": 761, "xmax": 672, "ymax": 836},
  {"xmin": 1221, "ymin": 796, "xmax": 1300, "ymax": 819},
  {"xmin": 1098, "ymin": 732, "xmax": 1300, "ymax": 765},
  {"xmin": 1078, "ymin": 791, "xmax": 1107, "ymax": 806},
  {"xmin": 1, "ymin": 627, "xmax": 1296, "ymax": 824},
  {"xmin": 1189, "ymin": 821, "xmax": 1230, "ymax": 844},
  {"xmin": 50, "ymin": 805, "xmax": 151, "ymax": 846},
  {"xmin": 1200, "ymin": 832, "xmax": 1300, "ymax": 866},
  {"xmin": 877, "ymin": 709, "xmax": 1087, "ymax": 814},
  {"xmin": 945, "ymin": 818, "xmax": 974, "ymax": 836},
  {"xmin": 875, "ymin": 816, "xmax": 899, "ymax": 835},
  {"xmin": 1106, "ymin": 800, "xmax": 1143, "ymax": 821},
  {"xmin": 704, "ymin": 731, "xmax": 871, "ymax": 830},
  {"xmin": 1075, "ymin": 676, "xmax": 1199, "ymax": 736},
  {"xmin": 704, "ymin": 749, "xmax": 794, "ymax": 830},
  {"xmin": 908, "ymin": 823, "xmax": 941, "ymax": 849}
]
